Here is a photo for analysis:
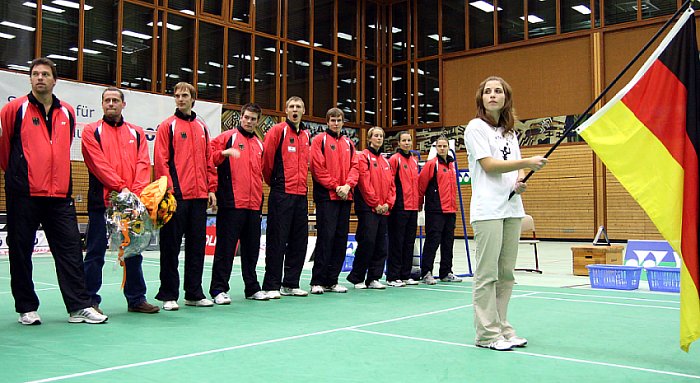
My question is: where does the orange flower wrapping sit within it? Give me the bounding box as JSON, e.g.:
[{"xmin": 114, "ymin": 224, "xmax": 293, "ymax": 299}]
[{"xmin": 140, "ymin": 176, "xmax": 177, "ymax": 229}]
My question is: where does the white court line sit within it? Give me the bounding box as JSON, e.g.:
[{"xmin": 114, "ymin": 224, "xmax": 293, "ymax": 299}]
[
  {"xmin": 0, "ymin": 280, "xmax": 160, "ymax": 295},
  {"xmin": 0, "ymin": 276, "xmax": 59, "ymax": 288},
  {"xmin": 520, "ymin": 295, "xmax": 678, "ymax": 310},
  {"xmin": 347, "ymin": 328, "xmax": 700, "ymax": 380}
]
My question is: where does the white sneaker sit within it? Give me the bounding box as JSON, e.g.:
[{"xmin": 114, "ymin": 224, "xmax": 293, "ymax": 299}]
[
  {"xmin": 310, "ymin": 285, "xmax": 325, "ymax": 294},
  {"xmin": 507, "ymin": 336, "xmax": 528, "ymax": 347},
  {"xmin": 163, "ymin": 300, "xmax": 180, "ymax": 311},
  {"xmin": 213, "ymin": 292, "xmax": 231, "ymax": 305},
  {"xmin": 387, "ymin": 280, "xmax": 406, "ymax": 287},
  {"xmin": 246, "ymin": 291, "xmax": 270, "ymax": 300},
  {"xmin": 68, "ymin": 307, "xmax": 108, "ymax": 324},
  {"xmin": 185, "ymin": 298, "xmax": 214, "ymax": 307},
  {"xmin": 423, "ymin": 272, "xmax": 437, "ymax": 285},
  {"xmin": 476, "ymin": 339, "xmax": 513, "ymax": 351},
  {"xmin": 367, "ymin": 280, "xmax": 386, "ymax": 289},
  {"xmin": 440, "ymin": 273, "xmax": 463, "ymax": 282},
  {"xmin": 324, "ymin": 284, "xmax": 348, "ymax": 293},
  {"xmin": 266, "ymin": 290, "xmax": 281, "ymax": 299},
  {"xmin": 405, "ymin": 278, "xmax": 419, "ymax": 285},
  {"xmin": 353, "ymin": 282, "xmax": 367, "ymax": 289},
  {"xmin": 280, "ymin": 287, "xmax": 309, "ymax": 297},
  {"xmin": 18, "ymin": 311, "xmax": 41, "ymax": 325}
]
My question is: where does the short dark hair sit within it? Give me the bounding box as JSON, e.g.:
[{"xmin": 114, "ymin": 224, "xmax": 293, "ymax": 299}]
[
  {"xmin": 30, "ymin": 57, "xmax": 57, "ymax": 79},
  {"xmin": 102, "ymin": 87, "xmax": 125, "ymax": 102},
  {"xmin": 326, "ymin": 107, "xmax": 344, "ymax": 121},
  {"xmin": 241, "ymin": 103, "xmax": 262, "ymax": 119}
]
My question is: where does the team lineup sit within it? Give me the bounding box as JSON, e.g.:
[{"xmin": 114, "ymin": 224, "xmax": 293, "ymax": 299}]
[{"xmin": 0, "ymin": 58, "xmax": 547, "ymax": 352}]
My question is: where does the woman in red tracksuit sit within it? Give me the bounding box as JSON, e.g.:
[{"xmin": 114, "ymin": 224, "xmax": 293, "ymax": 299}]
[
  {"xmin": 418, "ymin": 136, "xmax": 462, "ymax": 285},
  {"xmin": 347, "ymin": 127, "xmax": 396, "ymax": 289},
  {"xmin": 386, "ymin": 131, "xmax": 420, "ymax": 287}
]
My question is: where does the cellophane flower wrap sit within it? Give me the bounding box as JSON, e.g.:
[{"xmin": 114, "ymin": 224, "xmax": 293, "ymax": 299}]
[{"xmin": 106, "ymin": 191, "xmax": 153, "ymax": 260}]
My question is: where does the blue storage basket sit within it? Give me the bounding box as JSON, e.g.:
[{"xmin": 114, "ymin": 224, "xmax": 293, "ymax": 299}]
[
  {"xmin": 645, "ymin": 266, "xmax": 680, "ymax": 293},
  {"xmin": 341, "ymin": 254, "xmax": 354, "ymax": 272},
  {"xmin": 586, "ymin": 264, "xmax": 642, "ymax": 290}
]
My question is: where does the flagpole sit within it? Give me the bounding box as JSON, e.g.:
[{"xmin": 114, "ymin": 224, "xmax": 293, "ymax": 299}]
[{"xmin": 509, "ymin": 0, "xmax": 694, "ymax": 200}]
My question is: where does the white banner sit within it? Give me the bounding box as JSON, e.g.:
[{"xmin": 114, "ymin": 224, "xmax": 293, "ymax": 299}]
[
  {"xmin": 0, "ymin": 70, "xmax": 222, "ymax": 163},
  {"xmin": 0, "ymin": 230, "xmax": 50, "ymax": 255}
]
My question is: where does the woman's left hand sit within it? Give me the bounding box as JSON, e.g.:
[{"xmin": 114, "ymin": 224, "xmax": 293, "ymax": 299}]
[{"xmin": 514, "ymin": 179, "xmax": 527, "ymax": 194}]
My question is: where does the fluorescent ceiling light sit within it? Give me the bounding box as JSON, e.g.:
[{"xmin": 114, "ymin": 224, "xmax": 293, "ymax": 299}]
[
  {"xmin": 266, "ymin": 72, "xmax": 276, "ymax": 76},
  {"xmin": 365, "ymin": 110, "xmax": 375, "ymax": 115},
  {"xmin": 469, "ymin": 1, "xmax": 501, "ymax": 13},
  {"xmin": 1, "ymin": 21, "xmax": 35, "ymax": 31},
  {"xmin": 0, "ymin": 32, "xmax": 15, "ymax": 39},
  {"xmin": 52, "ymin": 0, "xmax": 93, "ymax": 10},
  {"xmin": 8, "ymin": 64, "xmax": 30, "ymax": 71},
  {"xmin": 122, "ymin": 30, "xmax": 152, "ymax": 40},
  {"xmin": 93, "ymin": 39, "xmax": 116, "ymax": 47},
  {"xmin": 180, "ymin": 9, "xmax": 195, "ymax": 15},
  {"xmin": 47, "ymin": 54, "xmax": 77, "ymax": 61},
  {"xmin": 208, "ymin": 61, "xmax": 222, "ymax": 68},
  {"xmin": 391, "ymin": 27, "xmax": 401, "ymax": 33},
  {"xmin": 263, "ymin": 47, "xmax": 281, "ymax": 53},
  {"xmin": 69, "ymin": 47, "xmax": 101, "ymax": 54},
  {"xmin": 147, "ymin": 21, "xmax": 182, "ymax": 31},
  {"xmin": 181, "ymin": 67, "xmax": 192, "ymax": 72},
  {"xmin": 427, "ymin": 34, "xmax": 451, "ymax": 42},
  {"xmin": 433, "ymin": 87, "xmax": 440, "ymax": 92},
  {"xmin": 337, "ymin": 32, "xmax": 352, "ymax": 41},
  {"xmin": 520, "ymin": 15, "xmax": 545, "ymax": 23},
  {"xmin": 320, "ymin": 61, "xmax": 332, "ymax": 66},
  {"xmin": 23, "ymin": 2, "xmax": 65, "ymax": 13},
  {"xmin": 294, "ymin": 60, "xmax": 310, "ymax": 67},
  {"xmin": 340, "ymin": 79, "xmax": 352, "ymax": 83},
  {"xmin": 572, "ymin": 5, "xmax": 592, "ymax": 15}
]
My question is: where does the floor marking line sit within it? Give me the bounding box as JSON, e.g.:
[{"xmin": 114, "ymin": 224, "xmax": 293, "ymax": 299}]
[
  {"xmin": 346, "ymin": 328, "xmax": 700, "ymax": 380},
  {"xmin": 520, "ymin": 295, "xmax": 679, "ymax": 310}
]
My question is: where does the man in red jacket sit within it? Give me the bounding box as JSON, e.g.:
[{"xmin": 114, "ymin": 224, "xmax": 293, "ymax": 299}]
[
  {"xmin": 209, "ymin": 103, "xmax": 269, "ymax": 303},
  {"xmin": 81, "ymin": 87, "xmax": 160, "ymax": 315},
  {"xmin": 0, "ymin": 57, "xmax": 107, "ymax": 325},
  {"xmin": 309, "ymin": 108, "xmax": 359, "ymax": 294},
  {"xmin": 261, "ymin": 96, "xmax": 311, "ymax": 298},
  {"xmin": 153, "ymin": 82, "xmax": 218, "ymax": 310}
]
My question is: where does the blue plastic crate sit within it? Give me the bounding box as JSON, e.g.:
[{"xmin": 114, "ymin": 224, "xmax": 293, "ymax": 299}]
[
  {"xmin": 645, "ymin": 266, "xmax": 680, "ymax": 293},
  {"xmin": 341, "ymin": 254, "xmax": 354, "ymax": 272},
  {"xmin": 586, "ymin": 264, "xmax": 642, "ymax": 290}
]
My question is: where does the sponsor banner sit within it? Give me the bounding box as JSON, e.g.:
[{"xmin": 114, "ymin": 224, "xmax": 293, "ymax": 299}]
[
  {"xmin": 0, "ymin": 230, "xmax": 50, "ymax": 255},
  {"xmin": 0, "ymin": 70, "xmax": 222, "ymax": 164}
]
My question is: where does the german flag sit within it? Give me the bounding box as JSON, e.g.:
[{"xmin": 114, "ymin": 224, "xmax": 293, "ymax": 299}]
[{"xmin": 577, "ymin": 7, "xmax": 700, "ymax": 352}]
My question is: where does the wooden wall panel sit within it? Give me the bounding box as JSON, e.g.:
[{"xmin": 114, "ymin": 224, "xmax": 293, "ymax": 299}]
[{"xmin": 442, "ymin": 37, "xmax": 592, "ymax": 126}]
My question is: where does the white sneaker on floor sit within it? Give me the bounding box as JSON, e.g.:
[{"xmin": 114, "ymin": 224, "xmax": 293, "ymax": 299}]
[
  {"xmin": 367, "ymin": 280, "xmax": 386, "ymax": 289},
  {"xmin": 476, "ymin": 339, "xmax": 513, "ymax": 351},
  {"xmin": 507, "ymin": 336, "xmax": 528, "ymax": 347},
  {"xmin": 246, "ymin": 291, "xmax": 270, "ymax": 301},
  {"xmin": 163, "ymin": 300, "xmax": 180, "ymax": 311},
  {"xmin": 423, "ymin": 272, "xmax": 437, "ymax": 285},
  {"xmin": 310, "ymin": 285, "xmax": 325, "ymax": 294},
  {"xmin": 68, "ymin": 307, "xmax": 108, "ymax": 324},
  {"xmin": 185, "ymin": 298, "xmax": 214, "ymax": 307},
  {"xmin": 213, "ymin": 292, "xmax": 231, "ymax": 305},
  {"xmin": 353, "ymin": 282, "xmax": 367, "ymax": 289},
  {"xmin": 324, "ymin": 284, "xmax": 348, "ymax": 293},
  {"xmin": 280, "ymin": 287, "xmax": 308, "ymax": 296},
  {"xmin": 405, "ymin": 278, "xmax": 419, "ymax": 285},
  {"xmin": 440, "ymin": 273, "xmax": 463, "ymax": 282},
  {"xmin": 387, "ymin": 280, "xmax": 406, "ymax": 287},
  {"xmin": 18, "ymin": 311, "xmax": 41, "ymax": 325},
  {"xmin": 266, "ymin": 290, "xmax": 281, "ymax": 299}
]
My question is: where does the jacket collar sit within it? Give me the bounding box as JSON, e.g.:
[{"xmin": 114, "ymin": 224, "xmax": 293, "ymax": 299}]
[
  {"xmin": 368, "ymin": 146, "xmax": 381, "ymax": 156},
  {"xmin": 175, "ymin": 108, "xmax": 197, "ymax": 122},
  {"xmin": 237, "ymin": 125, "xmax": 255, "ymax": 138},
  {"xmin": 102, "ymin": 115, "xmax": 124, "ymax": 127},
  {"xmin": 396, "ymin": 148, "xmax": 412, "ymax": 159},
  {"xmin": 325, "ymin": 128, "xmax": 342, "ymax": 139}
]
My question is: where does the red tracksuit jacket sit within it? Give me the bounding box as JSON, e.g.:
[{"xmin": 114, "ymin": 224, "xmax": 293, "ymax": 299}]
[
  {"xmin": 262, "ymin": 120, "xmax": 310, "ymax": 195},
  {"xmin": 354, "ymin": 147, "xmax": 396, "ymax": 214},
  {"xmin": 0, "ymin": 93, "xmax": 75, "ymax": 198},
  {"xmin": 81, "ymin": 117, "xmax": 151, "ymax": 210},
  {"xmin": 310, "ymin": 129, "xmax": 359, "ymax": 202},
  {"xmin": 154, "ymin": 109, "xmax": 217, "ymax": 200},
  {"xmin": 389, "ymin": 150, "xmax": 419, "ymax": 211},
  {"xmin": 210, "ymin": 126, "xmax": 264, "ymax": 210},
  {"xmin": 419, "ymin": 155, "xmax": 457, "ymax": 214}
]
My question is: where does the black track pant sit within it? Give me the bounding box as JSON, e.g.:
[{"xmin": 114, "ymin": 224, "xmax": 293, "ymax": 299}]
[
  {"xmin": 310, "ymin": 200, "xmax": 351, "ymax": 287},
  {"xmin": 387, "ymin": 209, "xmax": 418, "ymax": 281},
  {"xmin": 420, "ymin": 212, "xmax": 456, "ymax": 279},
  {"xmin": 347, "ymin": 211, "xmax": 388, "ymax": 285}
]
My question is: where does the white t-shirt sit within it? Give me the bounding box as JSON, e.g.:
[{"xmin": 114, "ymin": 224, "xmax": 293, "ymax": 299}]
[{"xmin": 464, "ymin": 118, "xmax": 525, "ymax": 223}]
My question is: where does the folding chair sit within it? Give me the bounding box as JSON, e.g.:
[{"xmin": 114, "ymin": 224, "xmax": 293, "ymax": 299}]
[{"xmin": 515, "ymin": 214, "xmax": 542, "ymax": 273}]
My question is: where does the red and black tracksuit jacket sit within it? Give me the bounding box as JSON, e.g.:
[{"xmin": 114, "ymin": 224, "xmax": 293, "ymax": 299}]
[
  {"xmin": 154, "ymin": 109, "xmax": 217, "ymax": 200},
  {"xmin": 310, "ymin": 129, "xmax": 359, "ymax": 202},
  {"xmin": 0, "ymin": 93, "xmax": 75, "ymax": 197},
  {"xmin": 81, "ymin": 117, "xmax": 151, "ymax": 211},
  {"xmin": 419, "ymin": 155, "xmax": 457, "ymax": 214},
  {"xmin": 210, "ymin": 126, "xmax": 264, "ymax": 210},
  {"xmin": 389, "ymin": 150, "xmax": 419, "ymax": 211},
  {"xmin": 262, "ymin": 119, "xmax": 311, "ymax": 195},
  {"xmin": 354, "ymin": 147, "xmax": 396, "ymax": 214}
]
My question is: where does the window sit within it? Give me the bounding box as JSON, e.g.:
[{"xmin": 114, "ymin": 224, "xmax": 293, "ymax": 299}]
[
  {"xmin": 364, "ymin": 64, "xmax": 377, "ymax": 125},
  {"xmin": 165, "ymin": 13, "xmax": 195, "ymax": 92},
  {"xmin": 287, "ymin": 0, "xmax": 310, "ymax": 44},
  {"xmin": 337, "ymin": 57, "xmax": 357, "ymax": 122},
  {"xmin": 313, "ymin": 51, "xmax": 334, "ymax": 118},
  {"xmin": 232, "ymin": 0, "xmax": 251, "ymax": 23},
  {"xmin": 41, "ymin": 0, "xmax": 79, "ymax": 79},
  {"xmin": 498, "ymin": 1, "xmax": 524, "ymax": 43},
  {"xmin": 469, "ymin": 0, "xmax": 494, "ymax": 48},
  {"xmin": 604, "ymin": 0, "xmax": 637, "ymax": 25},
  {"xmin": 442, "ymin": 0, "xmax": 466, "ymax": 53},
  {"xmin": 392, "ymin": 2, "xmax": 408, "ymax": 62},
  {"xmin": 254, "ymin": 36, "xmax": 278, "ymax": 110},
  {"xmin": 168, "ymin": 0, "xmax": 195, "ymax": 15},
  {"xmin": 197, "ymin": 22, "xmax": 223, "ymax": 102},
  {"xmin": 285, "ymin": 43, "xmax": 310, "ymax": 104},
  {"xmin": 365, "ymin": 1, "xmax": 377, "ymax": 61},
  {"xmin": 121, "ymin": 3, "xmax": 154, "ymax": 90},
  {"xmin": 392, "ymin": 64, "xmax": 408, "ymax": 126},
  {"xmin": 314, "ymin": 0, "xmax": 334, "ymax": 50},
  {"xmin": 527, "ymin": 0, "xmax": 556, "ymax": 39},
  {"xmin": 416, "ymin": 59, "xmax": 439, "ymax": 124},
  {"xmin": 337, "ymin": 0, "xmax": 357, "ymax": 56},
  {"xmin": 228, "ymin": 29, "xmax": 252, "ymax": 106},
  {"xmin": 202, "ymin": 0, "xmax": 221, "ymax": 15},
  {"xmin": 416, "ymin": 0, "xmax": 438, "ymax": 57},
  {"xmin": 255, "ymin": 0, "xmax": 278, "ymax": 35},
  {"xmin": 642, "ymin": 0, "xmax": 676, "ymax": 20},
  {"xmin": 83, "ymin": 0, "xmax": 118, "ymax": 85},
  {"xmin": 0, "ymin": 0, "xmax": 36, "ymax": 73},
  {"xmin": 561, "ymin": 0, "xmax": 592, "ymax": 34}
]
